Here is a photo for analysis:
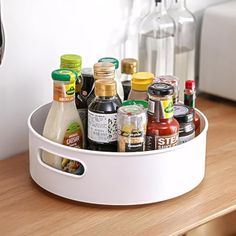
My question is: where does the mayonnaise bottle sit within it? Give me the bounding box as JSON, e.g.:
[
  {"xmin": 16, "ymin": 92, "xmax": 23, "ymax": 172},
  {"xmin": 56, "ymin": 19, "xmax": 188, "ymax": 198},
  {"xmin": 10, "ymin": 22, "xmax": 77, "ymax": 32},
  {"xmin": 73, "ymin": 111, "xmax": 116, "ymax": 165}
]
[{"xmin": 42, "ymin": 69, "xmax": 85, "ymax": 175}]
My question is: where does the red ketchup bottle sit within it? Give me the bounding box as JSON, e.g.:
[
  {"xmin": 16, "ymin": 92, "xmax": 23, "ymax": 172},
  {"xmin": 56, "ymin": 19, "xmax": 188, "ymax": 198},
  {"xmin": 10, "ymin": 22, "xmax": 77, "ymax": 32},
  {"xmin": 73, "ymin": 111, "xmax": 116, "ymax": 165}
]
[
  {"xmin": 184, "ymin": 80, "xmax": 200, "ymax": 136},
  {"xmin": 146, "ymin": 83, "xmax": 179, "ymax": 150}
]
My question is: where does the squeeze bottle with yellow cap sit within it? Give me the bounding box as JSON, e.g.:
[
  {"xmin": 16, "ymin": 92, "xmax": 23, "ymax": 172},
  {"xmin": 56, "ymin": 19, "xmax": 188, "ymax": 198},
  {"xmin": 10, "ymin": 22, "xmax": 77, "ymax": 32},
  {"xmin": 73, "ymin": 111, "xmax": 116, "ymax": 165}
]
[
  {"xmin": 42, "ymin": 69, "xmax": 85, "ymax": 175},
  {"xmin": 128, "ymin": 72, "xmax": 154, "ymax": 101},
  {"xmin": 88, "ymin": 79, "xmax": 122, "ymax": 152}
]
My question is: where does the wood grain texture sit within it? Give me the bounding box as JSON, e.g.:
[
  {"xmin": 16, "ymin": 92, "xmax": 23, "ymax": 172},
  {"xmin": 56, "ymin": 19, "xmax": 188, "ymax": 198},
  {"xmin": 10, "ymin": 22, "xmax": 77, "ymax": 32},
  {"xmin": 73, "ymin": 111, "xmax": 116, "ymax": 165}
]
[{"xmin": 0, "ymin": 94, "xmax": 236, "ymax": 236}]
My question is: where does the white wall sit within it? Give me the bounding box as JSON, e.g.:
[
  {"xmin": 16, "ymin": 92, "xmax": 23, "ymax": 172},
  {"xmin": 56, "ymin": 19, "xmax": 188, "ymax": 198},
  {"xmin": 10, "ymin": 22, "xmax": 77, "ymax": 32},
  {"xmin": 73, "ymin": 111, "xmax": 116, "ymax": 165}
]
[{"xmin": 0, "ymin": 0, "xmax": 228, "ymax": 159}]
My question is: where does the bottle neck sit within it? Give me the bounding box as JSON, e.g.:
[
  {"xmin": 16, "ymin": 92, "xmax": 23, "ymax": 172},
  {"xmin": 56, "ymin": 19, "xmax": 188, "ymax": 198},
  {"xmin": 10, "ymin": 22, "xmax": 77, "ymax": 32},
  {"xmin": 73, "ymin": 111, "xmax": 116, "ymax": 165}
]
[
  {"xmin": 171, "ymin": 0, "xmax": 186, "ymax": 9},
  {"xmin": 184, "ymin": 89, "xmax": 196, "ymax": 108},
  {"xmin": 148, "ymin": 95, "xmax": 174, "ymax": 122},
  {"xmin": 153, "ymin": 0, "xmax": 167, "ymax": 14},
  {"xmin": 53, "ymin": 81, "xmax": 75, "ymax": 103},
  {"xmin": 96, "ymin": 95, "xmax": 117, "ymax": 100}
]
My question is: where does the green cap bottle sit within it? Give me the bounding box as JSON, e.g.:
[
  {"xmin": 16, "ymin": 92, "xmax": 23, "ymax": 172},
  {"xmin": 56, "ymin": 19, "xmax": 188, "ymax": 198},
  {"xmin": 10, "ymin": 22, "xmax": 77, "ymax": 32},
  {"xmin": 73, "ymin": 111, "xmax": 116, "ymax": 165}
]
[
  {"xmin": 51, "ymin": 69, "xmax": 77, "ymax": 82},
  {"xmin": 60, "ymin": 54, "xmax": 82, "ymax": 75},
  {"xmin": 98, "ymin": 57, "xmax": 119, "ymax": 70}
]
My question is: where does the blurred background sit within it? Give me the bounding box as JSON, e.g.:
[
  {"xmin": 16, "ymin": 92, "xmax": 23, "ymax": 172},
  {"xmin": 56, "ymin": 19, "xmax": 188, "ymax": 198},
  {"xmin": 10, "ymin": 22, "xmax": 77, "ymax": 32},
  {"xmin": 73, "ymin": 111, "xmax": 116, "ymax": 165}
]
[{"xmin": 0, "ymin": 0, "xmax": 231, "ymax": 159}]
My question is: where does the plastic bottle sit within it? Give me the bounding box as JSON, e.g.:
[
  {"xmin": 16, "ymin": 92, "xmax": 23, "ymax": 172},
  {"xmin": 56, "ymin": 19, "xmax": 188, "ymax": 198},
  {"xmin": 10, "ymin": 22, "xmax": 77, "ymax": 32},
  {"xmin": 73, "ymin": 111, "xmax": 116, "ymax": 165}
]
[
  {"xmin": 128, "ymin": 72, "xmax": 154, "ymax": 101},
  {"xmin": 42, "ymin": 69, "xmax": 85, "ymax": 175}
]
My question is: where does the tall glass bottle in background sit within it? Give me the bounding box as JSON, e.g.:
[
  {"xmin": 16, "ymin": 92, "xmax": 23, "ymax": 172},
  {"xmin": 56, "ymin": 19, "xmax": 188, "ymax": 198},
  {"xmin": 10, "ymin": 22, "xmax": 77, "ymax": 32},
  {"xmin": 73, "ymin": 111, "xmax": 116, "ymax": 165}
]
[
  {"xmin": 138, "ymin": 0, "xmax": 175, "ymax": 77},
  {"xmin": 122, "ymin": 0, "xmax": 151, "ymax": 59},
  {"xmin": 168, "ymin": 0, "xmax": 196, "ymax": 101}
]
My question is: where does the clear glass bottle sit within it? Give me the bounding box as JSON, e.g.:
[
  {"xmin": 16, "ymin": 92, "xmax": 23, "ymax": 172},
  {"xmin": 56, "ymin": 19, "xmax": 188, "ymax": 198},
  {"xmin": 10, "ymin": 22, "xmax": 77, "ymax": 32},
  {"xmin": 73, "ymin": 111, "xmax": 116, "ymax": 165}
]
[
  {"xmin": 168, "ymin": 0, "xmax": 196, "ymax": 101},
  {"xmin": 120, "ymin": 58, "xmax": 138, "ymax": 100},
  {"xmin": 98, "ymin": 57, "xmax": 124, "ymax": 102},
  {"xmin": 122, "ymin": 0, "xmax": 151, "ymax": 59},
  {"xmin": 138, "ymin": 0, "xmax": 175, "ymax": 76}
]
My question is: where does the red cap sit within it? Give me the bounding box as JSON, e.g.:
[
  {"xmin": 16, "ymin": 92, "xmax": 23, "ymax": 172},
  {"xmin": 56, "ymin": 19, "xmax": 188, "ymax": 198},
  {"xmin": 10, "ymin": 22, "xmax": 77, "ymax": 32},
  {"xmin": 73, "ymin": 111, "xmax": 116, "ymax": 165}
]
[{"xmin": 185, "ymin": 80, "xmax": 195, "ymax": 90}]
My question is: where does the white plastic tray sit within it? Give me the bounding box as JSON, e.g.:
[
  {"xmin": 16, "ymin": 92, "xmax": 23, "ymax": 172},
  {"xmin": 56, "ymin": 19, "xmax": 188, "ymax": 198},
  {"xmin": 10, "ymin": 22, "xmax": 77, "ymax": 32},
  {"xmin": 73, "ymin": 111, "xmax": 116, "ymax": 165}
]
[{"xmin": 28, "ymin": 103, "xmax": 208, "ymax": 206}]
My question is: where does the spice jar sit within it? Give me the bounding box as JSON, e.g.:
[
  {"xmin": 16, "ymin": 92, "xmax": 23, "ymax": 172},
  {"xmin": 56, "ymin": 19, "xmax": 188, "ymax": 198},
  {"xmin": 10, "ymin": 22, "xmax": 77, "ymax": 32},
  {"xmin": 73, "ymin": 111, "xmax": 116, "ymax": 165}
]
[
  {"xmin": 174, "ymin": 104, "xmax": 195, "ymax": 144},
  {"xmin": 128, "ymin": 72, "xmax": 154, "ymax": 101},
  {"xmin": 117, "ymin": 105, "xmax": 147, "ymax": 152}
]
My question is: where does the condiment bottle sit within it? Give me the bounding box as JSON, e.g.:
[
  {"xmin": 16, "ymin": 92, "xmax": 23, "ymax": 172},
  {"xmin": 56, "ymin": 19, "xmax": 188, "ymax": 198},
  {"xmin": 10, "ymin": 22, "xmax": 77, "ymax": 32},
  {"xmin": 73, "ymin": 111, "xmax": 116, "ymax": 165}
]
[
  {"xmin": 117, "ymin": 105, "xmax": 147, "ymax": 152},
  {"xmin": 98, "ymin": 57, "xmax": 124, "ymax": 101},
  {"xmin": 128, "ymin": 72, "xmax": 154, "ymax": 101},
  {"xmin": 81, "ymin": 67, "xmax": 94, "ymax": 98},
  {"xmin": 138, "ymin": 0, "xmax": 175, "ymax": 76},
  {"xmin": 60, "ymin": 54, "xmax": 87, "ymax": 137},
  {"xmin": 86, "ymin": 62, "xmax": 118, "ymax": 105},
  {"xmin": 146, "ymin": 83, "xmax": 179, "ymax": 150},
  {"xmin": 88, "ymin": 79, "xmax": 122, "ymax": 152},
  {"xmin": 184, "ymin": 80, "xmax": 200, "ymax": 136},
  {"xmin": 121, "ymin": 58, "xmax": 138, "ymax": 100},
  {"xmin": 174, "ymin": 104, "xmax": 195, "ymax": 144},
  {"xmin": 42, "ymin": 69, "xmax": 85, "ymax": 175},
  {"xmin": 155, "ymin": 75, "xmax": 180, "ymax": 104},
  {"xmin": 168, "ymin": 0, "xmax": 196, "ymax": 101}
]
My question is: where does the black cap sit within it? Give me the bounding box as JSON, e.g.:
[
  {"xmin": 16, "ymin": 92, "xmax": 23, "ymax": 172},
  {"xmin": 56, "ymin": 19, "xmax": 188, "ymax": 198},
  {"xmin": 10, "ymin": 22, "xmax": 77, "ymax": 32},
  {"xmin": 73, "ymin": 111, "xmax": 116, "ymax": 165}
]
[
  {"xmin": 148, "ymin": 83, "xmax": 174, "ymax": 97},
  {"xmin": 174, "ymin": 104, "xmax": 194, "ymax": 123}
]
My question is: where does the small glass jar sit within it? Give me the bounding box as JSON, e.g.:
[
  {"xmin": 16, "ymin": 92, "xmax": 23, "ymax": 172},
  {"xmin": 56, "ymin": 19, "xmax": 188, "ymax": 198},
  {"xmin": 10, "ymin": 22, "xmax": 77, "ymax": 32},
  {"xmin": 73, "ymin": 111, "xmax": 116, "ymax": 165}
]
[
  {"xmin": 117, "ymin": 105, "xmax": 147, "ymax": 152},
  {"xmin": 174, "ymin": 104, "xmax": 195, "ymax": 144},
  {"xmin": 146, "ymin": 82, "xmax": 179, "ymax": 150},
  {"xmin": 128, "ymin": 72, "xmax": 154, "ymax": 101}
]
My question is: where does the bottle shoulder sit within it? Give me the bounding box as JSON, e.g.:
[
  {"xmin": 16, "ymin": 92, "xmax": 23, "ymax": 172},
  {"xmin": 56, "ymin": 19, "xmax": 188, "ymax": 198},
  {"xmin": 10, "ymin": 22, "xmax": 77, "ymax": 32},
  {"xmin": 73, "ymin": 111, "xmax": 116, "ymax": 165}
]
[{"xmin": 168, "ymin": 9, "xmax": 196, "ymax": 23}]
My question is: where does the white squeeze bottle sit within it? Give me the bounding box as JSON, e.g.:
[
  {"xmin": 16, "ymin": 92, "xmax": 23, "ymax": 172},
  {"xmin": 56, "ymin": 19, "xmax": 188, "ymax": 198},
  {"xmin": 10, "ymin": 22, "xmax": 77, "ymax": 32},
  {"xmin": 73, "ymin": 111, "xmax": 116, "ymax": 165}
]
[{"xmin": 42, "ymin": 69, "xmax": 85, "ymax": 175}]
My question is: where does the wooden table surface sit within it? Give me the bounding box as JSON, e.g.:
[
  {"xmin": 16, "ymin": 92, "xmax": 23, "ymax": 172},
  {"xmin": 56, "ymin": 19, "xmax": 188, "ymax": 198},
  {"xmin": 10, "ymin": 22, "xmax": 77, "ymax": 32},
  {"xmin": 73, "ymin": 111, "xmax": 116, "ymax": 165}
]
[{"xmin": 1, "ymin": 95, "xmax": 236, "ymax": 236}]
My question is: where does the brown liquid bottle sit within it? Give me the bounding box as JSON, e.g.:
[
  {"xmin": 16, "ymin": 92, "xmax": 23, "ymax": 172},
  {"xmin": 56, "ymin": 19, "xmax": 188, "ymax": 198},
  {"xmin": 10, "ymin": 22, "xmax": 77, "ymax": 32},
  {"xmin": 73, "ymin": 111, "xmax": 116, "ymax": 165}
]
[{"xmin": 88, "ymin": 79, "xmax": 122, "ymax": 152}]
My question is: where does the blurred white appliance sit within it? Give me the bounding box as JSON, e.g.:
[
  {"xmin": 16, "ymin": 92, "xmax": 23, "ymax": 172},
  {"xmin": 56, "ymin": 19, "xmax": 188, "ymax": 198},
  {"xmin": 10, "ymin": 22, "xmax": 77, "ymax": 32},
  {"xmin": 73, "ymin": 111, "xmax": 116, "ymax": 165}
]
[{"xmin": 199, "ymin": 1, "xmax": 236, "ymax": 101}]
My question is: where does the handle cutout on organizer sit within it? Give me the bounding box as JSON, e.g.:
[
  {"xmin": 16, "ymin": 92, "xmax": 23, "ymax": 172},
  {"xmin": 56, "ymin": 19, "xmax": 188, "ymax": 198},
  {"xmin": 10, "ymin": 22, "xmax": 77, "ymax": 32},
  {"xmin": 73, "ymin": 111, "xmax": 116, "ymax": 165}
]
[{"xmin": 39, "ymin": 149, "xmax": 86, "ymax": 177}]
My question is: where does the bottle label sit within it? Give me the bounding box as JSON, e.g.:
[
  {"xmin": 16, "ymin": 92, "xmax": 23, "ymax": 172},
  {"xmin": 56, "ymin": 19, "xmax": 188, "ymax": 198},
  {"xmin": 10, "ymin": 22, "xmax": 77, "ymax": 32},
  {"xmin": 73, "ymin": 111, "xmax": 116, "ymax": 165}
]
[
  {"xmin": 88, "ymin": 111, "xmax": 118, "ymax": 143},
  {"xmin": 54, "ymin": 82, "xmax": 75, "ymax": 102},
  {"xmin": 179, "ymin": 132, "xmax": 195, "ymax": 145},
  {"xmin": 62, "ymin": 122, "xmax": 84, "ymax": 175},
  {"xmin": 146, "ymin": 133, "xmax": 178, "ymax": 150},
  {"xmin": 148, "ymin": 99, "xmax": 174, "ymax": 119}
]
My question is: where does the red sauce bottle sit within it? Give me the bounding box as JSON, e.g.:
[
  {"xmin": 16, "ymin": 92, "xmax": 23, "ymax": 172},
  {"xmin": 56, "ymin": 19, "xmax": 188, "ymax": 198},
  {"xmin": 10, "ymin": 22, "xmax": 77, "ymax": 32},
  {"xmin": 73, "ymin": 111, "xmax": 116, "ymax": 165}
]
[
  {"xmin": 184, "ymin": 80, "xmax": 200, "ymax": 136},
  {"xmin": 146, "ymin": 83, "xmax": 179, "ymax": 150}
]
